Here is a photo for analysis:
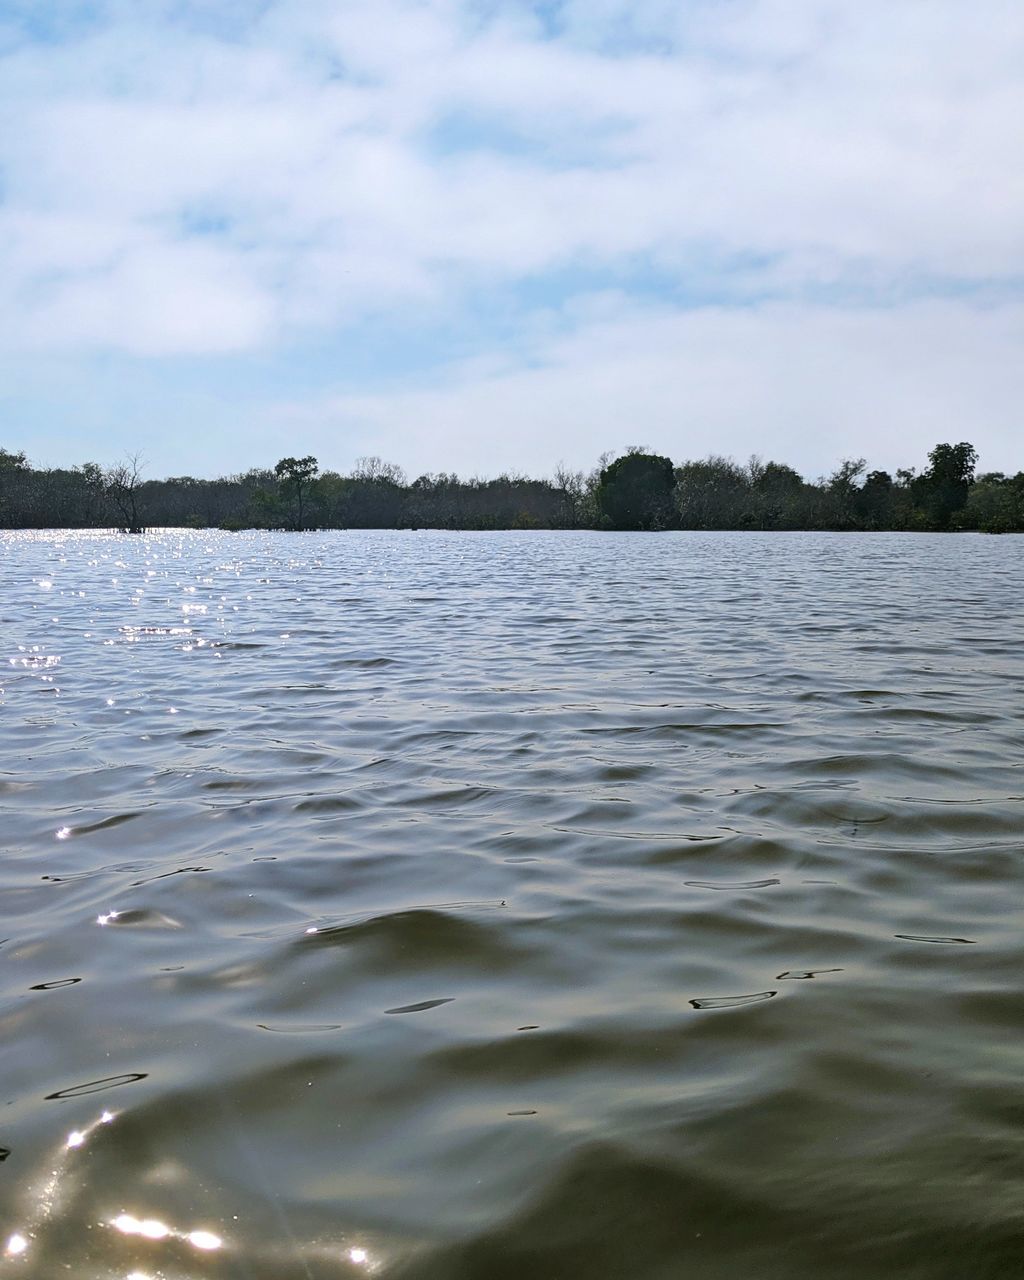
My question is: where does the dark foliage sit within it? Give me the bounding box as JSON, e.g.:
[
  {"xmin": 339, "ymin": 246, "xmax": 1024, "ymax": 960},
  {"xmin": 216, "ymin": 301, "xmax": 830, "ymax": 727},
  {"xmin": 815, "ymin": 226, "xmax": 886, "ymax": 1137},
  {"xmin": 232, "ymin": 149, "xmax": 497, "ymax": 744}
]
[
  {"xmin": 596, "ymin": 450, "xmax": 676, "ymax": 530},
  {"xmin": 911, "ymin": 442, "xmax": 979, "ymax": 529},
  {"xmin": 0, "ymin": 441, "xmax": 1016, "ymax": 533}
]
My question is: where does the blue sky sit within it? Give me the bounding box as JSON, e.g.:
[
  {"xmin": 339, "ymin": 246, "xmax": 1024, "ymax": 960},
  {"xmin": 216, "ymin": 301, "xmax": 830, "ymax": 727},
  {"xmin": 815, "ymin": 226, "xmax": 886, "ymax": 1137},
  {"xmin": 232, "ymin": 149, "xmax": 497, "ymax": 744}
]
[{"xmin": 1, "ymin": 0, "xmax": 1022, "ymax": 481}]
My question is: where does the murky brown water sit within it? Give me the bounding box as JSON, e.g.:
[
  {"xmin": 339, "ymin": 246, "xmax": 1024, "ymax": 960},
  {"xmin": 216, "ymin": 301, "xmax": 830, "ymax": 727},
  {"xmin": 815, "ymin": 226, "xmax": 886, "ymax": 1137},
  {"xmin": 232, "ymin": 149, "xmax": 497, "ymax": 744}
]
[{"xmin": 2, "ymin": 528, "xmax": 1023, "ymax": 1279}]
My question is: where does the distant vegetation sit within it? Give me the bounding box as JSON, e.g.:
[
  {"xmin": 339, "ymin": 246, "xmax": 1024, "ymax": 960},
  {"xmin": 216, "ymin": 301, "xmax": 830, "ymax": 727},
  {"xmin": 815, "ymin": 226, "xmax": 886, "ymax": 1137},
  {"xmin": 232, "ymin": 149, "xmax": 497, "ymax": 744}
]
[{"xmin": 1, "ymin": 440, "xmax": 1021, "ymax": 533}]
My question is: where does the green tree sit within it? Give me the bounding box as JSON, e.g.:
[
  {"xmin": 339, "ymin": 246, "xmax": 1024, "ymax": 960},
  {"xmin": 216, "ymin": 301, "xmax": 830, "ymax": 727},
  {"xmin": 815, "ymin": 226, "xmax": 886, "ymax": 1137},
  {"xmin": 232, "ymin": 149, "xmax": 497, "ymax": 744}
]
[
  {"xmin": 826, "ymin": 457, "xmax": 867, "ymax": 529},
  {"xmin": 913, "ymin": 442, "xmax": 978, "ymax": 528},
  {"xmin": 344, "ymin": 457, "xmax": 407, "ymax": 527},
  {"xmin": 961, "ymin": 471, "xmax": 1024, "ymax": 533},
  {"xmin": 749, "ymin": 459, "xmax": 805, "ymax": 529},
  {"xmin": 274, "ymin": 455, "xmax": 319, "ymax": 530},
  {"xmin": 0, "ymin": 449, "xmax": 29, "ymax": 526},
  {"xmin": 596, "ymin": 448, "xmax": 676, "ymax": 530},
  {"xmin": 855, "ymin": 470, "xmax": 895, "ymax": 529},
  {"xmin": 674, "ymin": 456, "xmax": 749, "ymax": 528}
]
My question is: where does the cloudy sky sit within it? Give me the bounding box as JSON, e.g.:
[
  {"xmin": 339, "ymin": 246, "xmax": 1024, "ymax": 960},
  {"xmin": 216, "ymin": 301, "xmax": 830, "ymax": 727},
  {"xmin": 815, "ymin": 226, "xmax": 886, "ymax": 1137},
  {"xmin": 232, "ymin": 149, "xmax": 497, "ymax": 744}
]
[{"xmin": 2, "ymin": 0, "xmax": 1022, "ymax": 481}]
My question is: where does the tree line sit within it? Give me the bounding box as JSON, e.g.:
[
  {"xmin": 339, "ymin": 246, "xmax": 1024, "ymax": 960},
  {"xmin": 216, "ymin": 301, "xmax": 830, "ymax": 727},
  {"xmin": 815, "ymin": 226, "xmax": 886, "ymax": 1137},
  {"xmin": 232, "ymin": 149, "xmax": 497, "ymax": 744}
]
[{"xmin": 1, "ymin": 441, "xmax": 1021, "ymax": 533}]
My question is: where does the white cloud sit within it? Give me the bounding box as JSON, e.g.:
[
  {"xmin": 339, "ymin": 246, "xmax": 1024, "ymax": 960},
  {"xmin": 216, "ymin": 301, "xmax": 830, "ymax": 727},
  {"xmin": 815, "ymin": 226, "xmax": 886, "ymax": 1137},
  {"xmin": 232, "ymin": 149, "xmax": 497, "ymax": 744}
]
[
  {"xmin": 264, "ymin": 298, "xmax": 1024, "ymax": 479},
  {"xmin": 0, "ymin": 0, "xmax": 1022, "ymax": 473},
  {"xmin": 22, "ymin": 239, "xmax": 274, "ymax": 355},
  {"xmin": 3, "ymin": 2, "xmax": 1022, "ymax": 341}
]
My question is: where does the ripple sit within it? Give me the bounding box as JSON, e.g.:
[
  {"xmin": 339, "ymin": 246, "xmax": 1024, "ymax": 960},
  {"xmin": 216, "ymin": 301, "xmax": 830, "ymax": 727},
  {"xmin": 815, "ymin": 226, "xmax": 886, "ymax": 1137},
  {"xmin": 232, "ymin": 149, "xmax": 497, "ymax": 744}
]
[
  {"xmin": 96, "ymin": 908, "xmax": 183, "ymax": 929},
  {"xmin": 44, "ymin": 1073, "xmax": 148, "ymax": 1099},
  {"xmin": 894, "ymin": 933, "xmax": 977, "ymax": 945},
  {"xmin": 64, "ymin": 812, "xmax": 142, "ymax": 835},
  {"xmin": 4, "ymin": 528, "xmax": 1024, "ymax": 1280},
  {"xmin": 685, "ymin": 878, "xmax": 781, "ymax": 890},
  {"xmin": 256, "ymin": 1022, "xmax": 347, "ymax": 1033},
  {"xmin": 300, "ymin": 906, "xmax": 515, "ymax": 970},
  {"xmin": 385, "ymin": 998, "xmax": 456, "ymax": 1015},
  {"xmin": 776, "ymin": 969, "xmax": 844, "ymax": 980},
  {"xmin": 689, "ymin": 992, "xmax": 778, "ymax": 1010}
]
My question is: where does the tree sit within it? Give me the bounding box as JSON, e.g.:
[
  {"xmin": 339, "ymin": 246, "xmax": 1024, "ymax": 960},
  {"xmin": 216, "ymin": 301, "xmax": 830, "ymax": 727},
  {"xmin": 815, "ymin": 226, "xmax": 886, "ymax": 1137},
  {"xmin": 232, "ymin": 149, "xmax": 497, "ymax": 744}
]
[
  {"xmin": 105, "ymin": 453, "xmax": 146, "ymax": 532},
  {"xmin": 0, "ymin": 449, "xmax": 29, "ymax": 525},
  {"xmin": 352, "ymin": 456, "xmax": 406, "ymax": 486},
  {"xmin": 913, "ymin": 442, "xmax": 978, "ymax": 528},
  {"xmin": 856, "ymin": 470, "xmax": 895, "ymax": 529},
  {"xmin": 959, "ymin": 469, "xmax": 1024, "ymax": 533},
  {"xmin": 72, "ymin": 462, "xmax": 107, "ymax": 524},
  {"xmin": 344, "ymin": 457, "xmax": 407, "ymax": 526},
  {"xmin": 749, "ymin": 460, "xmax": 805, "ymax": 529},
  {"xmin": 927, "ymin": 441, "xmax": 978, "ymax": 486},
  {"xmin": 553, "ymin": 462, "xmax": 586, "ymax": 528},
  {"xmin": 596, "ymin": 449, "xmax": 676, "ymax": 530},
  {"xmin": 826, "ymin": 457, "xmax": 866, "ymax": 529},
  {"xmin": 674, "ymin": 455, "xmax": 750, "ymax": 528},
  {"xmin": 274, "ymin": 455, "xmax": 319, "ymax": 530}
]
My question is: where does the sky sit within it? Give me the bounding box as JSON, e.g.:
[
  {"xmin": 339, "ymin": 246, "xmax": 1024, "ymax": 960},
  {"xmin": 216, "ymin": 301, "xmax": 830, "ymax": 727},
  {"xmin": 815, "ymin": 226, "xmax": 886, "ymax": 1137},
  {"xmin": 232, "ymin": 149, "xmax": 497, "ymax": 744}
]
[{"xmin": 1, "ymin": 0, "xmax": 1022, "ymax": 482}]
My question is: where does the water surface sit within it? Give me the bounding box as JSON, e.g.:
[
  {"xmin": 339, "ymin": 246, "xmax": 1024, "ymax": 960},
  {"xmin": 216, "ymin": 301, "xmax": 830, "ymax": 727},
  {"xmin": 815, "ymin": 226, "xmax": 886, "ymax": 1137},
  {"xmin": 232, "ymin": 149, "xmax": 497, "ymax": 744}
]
[{"xmin": 2, "ymin": 529, "xmax": 1023, "ymax": 1279}]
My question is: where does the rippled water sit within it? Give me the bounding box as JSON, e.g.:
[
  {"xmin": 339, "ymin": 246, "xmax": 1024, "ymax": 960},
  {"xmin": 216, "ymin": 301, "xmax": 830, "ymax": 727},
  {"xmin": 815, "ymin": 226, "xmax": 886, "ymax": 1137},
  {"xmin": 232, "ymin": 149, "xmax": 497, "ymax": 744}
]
[{"xmin": 2, "ymin": 529, "xmax": 1023, "ymax": 1279}]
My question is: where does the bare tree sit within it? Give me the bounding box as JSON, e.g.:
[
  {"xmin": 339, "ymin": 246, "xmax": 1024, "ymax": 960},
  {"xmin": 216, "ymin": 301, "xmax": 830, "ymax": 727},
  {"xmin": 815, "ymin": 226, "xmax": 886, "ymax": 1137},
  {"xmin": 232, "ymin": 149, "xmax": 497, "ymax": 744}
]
[
  {"xmin": 105, "ymin": 453, "xmax": 146, "ymax": 533},
  {"xmin": 352, "ymin": 456, "xmax": 407, "ymax": 486},
  {"xmin": 553, "ymin": 461, "xmax": 586, "ymax": 528}
]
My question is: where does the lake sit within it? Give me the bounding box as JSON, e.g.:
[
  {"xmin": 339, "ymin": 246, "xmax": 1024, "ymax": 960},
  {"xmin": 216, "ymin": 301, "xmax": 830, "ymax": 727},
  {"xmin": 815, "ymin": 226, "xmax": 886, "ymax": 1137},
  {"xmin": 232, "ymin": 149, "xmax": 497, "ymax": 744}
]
[{"xmin": 2, "ymin": 528, "xmax": 1023, "ymax": 1279}]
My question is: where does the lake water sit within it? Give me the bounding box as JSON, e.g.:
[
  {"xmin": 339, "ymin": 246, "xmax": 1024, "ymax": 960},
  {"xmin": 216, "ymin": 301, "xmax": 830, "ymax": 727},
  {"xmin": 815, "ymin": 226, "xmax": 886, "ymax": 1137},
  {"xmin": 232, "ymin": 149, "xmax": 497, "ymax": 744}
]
[{"xmin": 2, "ymin": 528, "xmax": 1023, "ymax": 1280}]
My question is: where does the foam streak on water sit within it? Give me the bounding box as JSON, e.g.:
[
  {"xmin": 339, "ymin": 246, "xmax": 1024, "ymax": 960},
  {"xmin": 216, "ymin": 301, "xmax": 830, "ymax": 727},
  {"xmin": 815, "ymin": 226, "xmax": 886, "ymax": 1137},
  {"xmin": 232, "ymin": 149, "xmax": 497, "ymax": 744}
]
[{"xmin": 1, "ymin": 529, "xmax": 1023, "ymax": 1279}]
